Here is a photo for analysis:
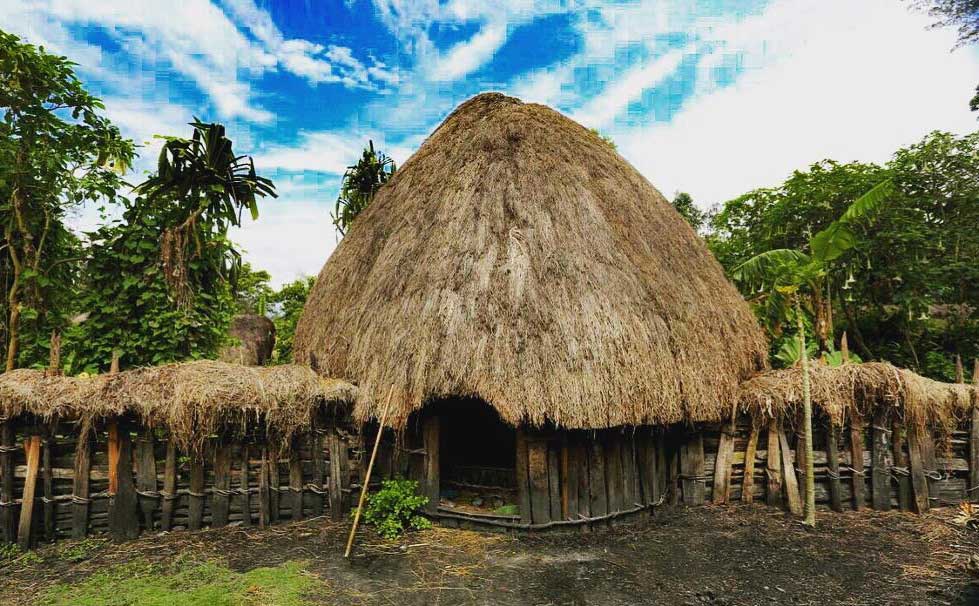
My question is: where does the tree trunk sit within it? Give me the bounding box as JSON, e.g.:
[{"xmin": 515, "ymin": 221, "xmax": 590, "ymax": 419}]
[{"xmin": 797, "ymin": 300, "xmax": 816, "ymax": 526}]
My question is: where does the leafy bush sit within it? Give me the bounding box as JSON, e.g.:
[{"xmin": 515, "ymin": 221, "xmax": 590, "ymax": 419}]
[{"xmin": 359, "ymin": 479, "xmax": 431, "ymax": 539}]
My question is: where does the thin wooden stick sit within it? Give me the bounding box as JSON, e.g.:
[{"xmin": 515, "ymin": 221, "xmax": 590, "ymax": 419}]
[{"xmin": 344, "ymin": 386, "xmax": 394, "ymax": 559}]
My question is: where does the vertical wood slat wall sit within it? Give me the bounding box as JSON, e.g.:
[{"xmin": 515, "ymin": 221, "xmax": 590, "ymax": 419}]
[{"xmin": 0, "ymin": 414, "xmax": 362, "ymax": 548}]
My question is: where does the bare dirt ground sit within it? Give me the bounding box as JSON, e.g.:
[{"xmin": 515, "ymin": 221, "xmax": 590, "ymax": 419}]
[{"xmin": 3, "ymin": 504, "xmax": 977, "ymax": 605}]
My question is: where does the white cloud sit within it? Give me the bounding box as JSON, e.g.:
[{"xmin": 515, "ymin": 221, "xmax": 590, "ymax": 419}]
[
  {"xmin": 612, "ymin": 0, "xmax": 979, "ymax": 207},
  {"xmin": 429, "ymin": 21, "xmax": 509, "ymax": 80},
  {"xmin": 231, "ymin": 199, "xmax": 337, "ymax": 287}
]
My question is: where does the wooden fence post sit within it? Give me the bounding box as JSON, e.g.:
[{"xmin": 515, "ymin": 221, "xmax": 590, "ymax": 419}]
[
  {"xmin": 826, "ymin": 423, "xmax": 842, "ymax": 512},
  {"xmin": 712, "ymin": 426, "xmax": 736, "ymax": 504},
  {"xmin": 765, "ymin": 419, "xmax": 782, "ymax": 507},
  {"xmin": 968, "ymin": 360, "xmax": 979, "ymax": 500},
  {"xmin": 741, "ymin": 424, "xmax": 759, "ymax": 504},
  {"xmin": 679, "ymin": 430, "xmax": 705, "ymax": 506},
  {"xmin": 908, "ymin": 427, "xmax": 930, "ymax": 513},
  {"xmin": 871, "ymin": 413, "xmax": 892, "ymax": 511},
  {"xmin": 188, "ymin": 454, "xmax": 205, "ymax": 531},
  {"xmin": 892, "ymin": 418, "xmax": 911, "ymax": 511},
  {"xmin": 239, "ymin": 445, "xmax": 252, "ymax": 526},
  {"xmin": 327, "ymin": 426, "xmax": 349, "ymax": 521},
  {"xmin": 849, "ymin": 415, "xmax": 866, "ymax": 510},
  {"xmin": 135, "ymin": 428, "xmax": 158, "ymax": 532},
  {"xmin": 778, "ymin": 429, "xmax": 802, "ymax": 515},
  {"xmin": 212, "ymin": 442, "xmax": 232, "ymax": 527},
  {"xmin": 71, "ymin": 421, "xmax": 92, "ymax": 538},
  {"xmin": 107, "ymin": 419, "xmax": 139, "ymax": 541},
  {"xmin": 41, "ymin": 424, "xmax": 55, "ymax": 541},
  {"xmin": 422, "ymin": 416, "xmax": 440, "ymax": 514},
  {"xmin": 17, "ymin": 435, "xmax": 41, "ymax": 549},
  {"xmin": 289, "ymin": 446, "xmax": 304, "ymax": 521},
  {"xmin": 311, "ymin": 427, "xmax": 326, "ymax": 517},
  {"xmin": 259, "ymin": 446, "xmax": 272, "ymax": 527},
  {"xmin": 1, "ymin": 422, "xmax": 17, "ymax": 543},
  {"xmin": 160, "ymin": 439, "xmax": 177, "ymax": 531}
]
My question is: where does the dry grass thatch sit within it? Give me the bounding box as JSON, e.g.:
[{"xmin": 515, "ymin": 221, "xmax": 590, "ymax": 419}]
[
  {"xmin": 0, "ymin": 360, "xmax": 356, "ymax": 453},
  {"xmin": 219, "ymin": 313, "xmax": 277, "ymax": 366},
  {"xmin": 294, "ymin": 92, "xmax": 768, "ymax": 429},
  {"xmin": 738, "ymin": 362, "xmax": 976, "ymax": 438}
]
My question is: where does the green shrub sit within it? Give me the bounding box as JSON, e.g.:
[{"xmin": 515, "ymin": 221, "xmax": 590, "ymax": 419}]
[{"xmin": 359, "ymin": 479, "xmax": 431, "ymax": 539}]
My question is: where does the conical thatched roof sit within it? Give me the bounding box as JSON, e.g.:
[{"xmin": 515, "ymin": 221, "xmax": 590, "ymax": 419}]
[{"xmin": 294, "ymin": 92, "xmax": 767, "ymax": 429}]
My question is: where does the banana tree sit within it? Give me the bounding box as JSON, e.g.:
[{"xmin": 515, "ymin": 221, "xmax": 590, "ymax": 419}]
[{"xmin": 733, "ymin": 178, "xmax": 894, "ymax": 526}]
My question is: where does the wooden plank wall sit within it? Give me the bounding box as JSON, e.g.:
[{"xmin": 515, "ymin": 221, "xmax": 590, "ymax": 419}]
[
  {"xmin": 514, "ymin": 428, "xmax": 669, "ymax": 526},
  {"xmin": 0, "ymin": 414, "xmax": 362, "ymax": 547}
]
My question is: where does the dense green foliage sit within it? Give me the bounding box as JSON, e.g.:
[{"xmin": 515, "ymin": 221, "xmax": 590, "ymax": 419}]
[
  {"xmin": 0, "ymin": 31, "xmax": 134, "ymax": 370},
  {"xmin": 66, "ymin": 121, "xmax": 275, "ymax": 372},
  {"xmin": 332, "ymin": 140, "xmax": 394, "ymax": 235},
  {"xmin": 360, "ymin": 479, "xmax": 431, "ymax": 539},
  {"xmin": 671, "ymin": 192, "xmax": 707, "ymax": 231},
  {"xmin": 268, "ymin": 275, "xmax": 315, "ymax": 363},
  {"xmin": 709, "ymin": 131, "xmax": 979, "ymax": 380}
]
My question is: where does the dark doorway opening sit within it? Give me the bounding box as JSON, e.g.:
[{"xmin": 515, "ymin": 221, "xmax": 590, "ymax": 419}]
[{"xmin": 427, "ymin": 398, "xmax": 517, "ymax": 514}]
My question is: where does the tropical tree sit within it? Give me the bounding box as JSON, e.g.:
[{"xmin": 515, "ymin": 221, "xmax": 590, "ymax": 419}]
[
  {"xmin": 0, "ymin": 31, "xmax": 134, "ymax": 370},
  {"xmin": 267, "ymin": 275, "xmax": 315, "ymax": 363},
  {"xmin": 910, "ymin": 0, "xmax": 979, "ymax": 112},
  {"xmin": 671, "ymin": 192, "xmax": 707, "ymax": 232},
  {"xmin": 332, "ymin": 141, "xmax": 395, "ymax": 235},
  {"xmin": 733, "ymin": 179, "xmax": 895, "ymax": 526},
  {"xmin": 67, "ymin": 121, "xmax": 275, "ymax": 372}
]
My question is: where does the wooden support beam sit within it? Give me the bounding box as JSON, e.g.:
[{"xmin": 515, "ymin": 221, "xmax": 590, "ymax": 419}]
[
  {"xmin": 107, "ymin": 421, "xmax": 120, "ymax": 496},
  {"xmin": 741, "ymin": 424, "xmax": 759, "ymax": 505},
  {"xmin": 871, "ymin": 415, "xmax": 892, "ymax": 511},
  {"xmin": 259, "ymin": 446, "xmax": 272, "ymax": 528},
  {"xmin": 422, "ymin": 416, "xmax": 440, "ymax": 514},
  {"xmin": 135, "ymin": 428, "xmax": 158, "ymax": 532},
  {"xmin": 621, "ymin": 434, "xmax": 639, "ymax": 508},
  {"xmin": 588, "ymin": 438, "xmax": 608, "ymax": 517},
  {"xmin": 561, "ymin": 435, "xmax": 577, "ymax": 520},
  {"xmin": 778, "ymin": 429, "xmax": 802, "ymax": 515},
  {"xmin": 41, "ymin": 427, "xmax": 55, "ymax": 541},
  {"xmin": 605, "ymin": 436, "xmax": 625, "ymax": 512},
  {"xmin": 311, "ymin": 428, "xmax": 326, "ymax": 517},
  {"xmin": 107, "ymin": 420, "xmax": 139, "ymax": 541},
  {"xmin": 188, "ymin": 455, "xmax": 205, "ymax": 531},
  {"xmin": 656, "ymin": 437, "xmax": 668, "ymax": 505},
  {"xmin": 160, "ymin": 439, "xmax": 177, "ymax": 531},
  {"xmin": 527, "ymin": 438, "xmax": 551, "ymax": 524},
  {"xmin": 1, "ymin": 422, "xmax": 17, "ymax": 543},
  {"xmin": 794, "ymin": 430, "xmax": 807, "ymax": 508},
  {"xmin": 849, "ymin": 416, "xmax": 866, "ymax": 510},
  {"xmin": 575, "ymin": 441, "xmax": 590, "ymax": 518},
  {"xmin": 213, "ymin": 443, "xmax": 232, "ymax": 527},
  {"xmin": 515, "ymin": 428, "xmax": 532, "ymax": 524},
  {"xmin": 17, "ymin": 435, "xmax": 41, "ymax": 550},
  {"xmin": 712, "ymin": 426, "xmax": 736, "ymax": 504},
  {"xmin": 679, "ymin": 431, "xmax": 706, "ymax": 506},
  {"xmin": 268, "ymin": 451, "xmax": 281, "ymax": 523},
  {"xmin": 826, "ymin": 424, "xmax": 842, "ymax": 512},
  {"xmin": 765, "ymin": 420, "xmax": 782, "ymax": 507},
  {"xmin": 327, "ymin": 426, "xmax": 348, "ymax": 521},
  {"xmin": 547, "ymin": 440, "xmax": 561, "ymax": 521},
  {"xmin": 908, "ymin": 427, "xmax": 930, "ymax": 513},
  {"xmin": 892, "ymin": 418, "xmax": 911, "ymax": 511},
  {"xmin": 638, "ymin": 433, "xmax": 657, "ymax": 506},
  {"xmin": 71, "ymin": 423, "xmax": 92, "ymax": 538},
  {"xmin": 239, "ymin": 445, "xmax": 251, "ymax": 526},
  {"xmin": 920, "ymin": 428, "xmax": 940, "ymax": 507},
  {"xmin": 969, "ymin": 360, "xmax": 979, "ymax": 500},
  {"xmin": 289, "ymin": 447, "xmax": 303, "ymax": 521}
]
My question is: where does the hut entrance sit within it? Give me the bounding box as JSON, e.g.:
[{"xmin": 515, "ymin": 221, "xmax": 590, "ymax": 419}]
[{"xmin": 428, "ymin": 398, "xmax": 517, "ymax": 515}]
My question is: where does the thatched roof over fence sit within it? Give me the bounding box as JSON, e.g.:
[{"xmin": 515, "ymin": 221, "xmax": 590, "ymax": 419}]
[
  {"xmin": 0, "ymin": 361, "xmax": 356, "ymax": 453},
  {"xmin": 738, "ymin": 362, "xmax": 975, "ymax": 438},
  {"xmin": 294, "ymin": 92, "xmax": 768, "ymax": 430}
]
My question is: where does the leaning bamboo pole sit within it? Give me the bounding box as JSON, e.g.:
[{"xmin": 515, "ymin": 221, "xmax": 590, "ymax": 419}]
[{"xmin": 344, "ymin": 386, "xmax": 394, "ymax": 558}]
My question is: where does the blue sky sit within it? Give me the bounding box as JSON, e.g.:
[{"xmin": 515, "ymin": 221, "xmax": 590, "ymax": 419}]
[{"xmin": 2, "ymin": 0, "xmax": 978, "ymax": 285}]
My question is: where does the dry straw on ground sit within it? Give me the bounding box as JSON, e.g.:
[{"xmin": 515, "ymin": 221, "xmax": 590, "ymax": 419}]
[
  {"xmin": 0, "ymin": 360, "xmax": 356, "ymax": 452},
  {"xmin": 738, "ymin": 362, "xmax": 975, "ymax": 438},
  {"xmin": 294, "ymin": 92, "xmax": 768, "ymax": 430}
]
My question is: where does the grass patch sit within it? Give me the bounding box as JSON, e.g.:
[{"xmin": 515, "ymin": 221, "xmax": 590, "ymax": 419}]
[{"xmin": 38, "ymin": 557, "xmax": 325, "ymax": 606}]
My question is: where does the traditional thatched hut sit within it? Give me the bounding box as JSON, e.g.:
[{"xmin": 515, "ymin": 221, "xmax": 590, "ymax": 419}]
[
  {"xmin": 294, "ymin": 93, "xmax": 768, "ymax": 526},
  {"xmin": 219, "ymin": 313, "xmax": 277, "ymax": 366}
]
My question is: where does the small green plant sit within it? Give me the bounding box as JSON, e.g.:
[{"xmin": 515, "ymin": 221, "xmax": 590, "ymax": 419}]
[
  {"xmin": 358, "ymin": 478, "xmax": 431, "ymax": 540},
  {"xmin": 0, "ymin": 542, "xmax": 22, "ymax": 562}
]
